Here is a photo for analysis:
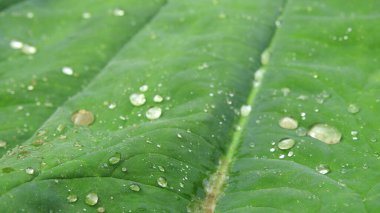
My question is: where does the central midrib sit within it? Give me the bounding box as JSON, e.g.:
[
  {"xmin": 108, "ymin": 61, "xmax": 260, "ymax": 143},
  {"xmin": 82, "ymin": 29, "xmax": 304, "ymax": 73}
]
[{"xmin": 199, "ymin": 1, "xmax": 289, "ymax": 212}]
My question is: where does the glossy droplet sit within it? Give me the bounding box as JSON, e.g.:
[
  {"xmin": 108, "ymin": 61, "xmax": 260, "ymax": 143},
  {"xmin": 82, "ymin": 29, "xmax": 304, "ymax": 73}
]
[
  {"xmin": 10, "ymin": 40, "xmax": 23, "ymax": 49},
  {"xmin": 113, "ymin": 8, "xmax": 125, "ymax": 16},
  {"xmin": 308, "ymin": 124, "xmax": 342, "ymax": 144},
  {"xmin": 108, "ymin": 103, "xmax": 117, "ymax": 110},
  {"xmin": 278, "ymin": 138, "xmax": 296, "ymax": 150},
  {"xmin": 121, "ymin": 167, "xmax": 128, "ymax": 172},
  {"xmin": 85, "ymin": 192, "xmax": 98, "ymax": 206},
  {"xmin": 139, "ymin": 85, "xmax": 148, "ymax": 92},
  {"xmin": 82, "ymin": 12, "xmax": 91, "ymax": 19},
  {"xmin": 316, "ymin": 164, "xmax": 330, "ymax": 175},
  {"xmin": 295, "ymin": 127, "xmax": 307, "ymax": 136},
  {"xmin": 129, "ymin": 184, "xmax": 141, "ymax": 192},
  {"xmin": 240, "ymin": 105, "xmax": 251, "ymax": 117},
  {"xmin": 129, "ymin": 93, "xmax": 146, "ymax": 106},
  {"xmin": 71, "ymin": 110, "xmax": 95, "ymax": 126},
  {"xmin": 97, "ymin": 207, "xmax": 105, "ymax": 213},
  {"xmin": 67, "ymin": 194, "xmax": 78, "ymax": 203},
  {"xmin": 279, "ymin": 117, "xmax": 298, "ymax": 129},
  {"xmin": 108, "ymin": 153, "xmax": 121, "ymax": 165},
  {"xmin": 62, "ymin": 67, "xmax": 74, "ymax": 76},
  {"xmin": 157, "ymin": 177, "xmax": 168, "ymax": 188},
  {"xmin": 158, "ymin": 166, "xmax": 165, "ymax": 172},
  {"xmin": 25, "ymin": 167, "xmax": 34, "ymax": 175},
  {"xmin": 0, "ymin": 140, "xmax": 7, "ymax": 148},
  {"xmin": 22, "ymin": 44, "xmax": 37, "ymax": 55},
  {"xmin": 146, "ymin": 107, "xmax": 162, "ymax": 120},
  {"xmin": 347, "ymin": 104, "xmax": 360, "ymax": 114},
  {"xmin": 153, "ymin": 95, "xmax": 163, "ymax": 103}
]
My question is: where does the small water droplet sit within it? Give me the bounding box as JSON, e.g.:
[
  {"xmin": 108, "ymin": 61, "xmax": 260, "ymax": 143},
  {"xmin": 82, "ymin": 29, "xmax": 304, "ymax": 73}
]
[
  {"xmin": 108, "ymin": 153, "xmax": 121, "ymax": 165},
  {"xmin": 97, "ymin": 207, "xmax": 105, "ymax": 213},
  {"xmin": 62, "ymin": 67, "xmax": 74, "ymax": 76},
  {"xmin": 22, "ymin": 44, "xmax": 37, "ymax": 55},
  {"xmin": 82, "ymin": 12, "xmax": 91, "ymax": 19},
  {"xmin": 278, "ymin": 138, "xmax": 296, "ymax": 150},
  {"xmin": 261, "ymin": 49, "xmax": 270, "ymax": 65},
  {"xmin": 295, "ymin": 127, "xmax": 307, "ymax": 136},
  {"xmin": 71, "ymin": 110, "xmax": 95, "ymax": 126},
  {"xmin": 139, "ymin": 85, "xmax": 148, "ymax": 92},
  {"xmin": 113, "ymin": 8, "xmax": 125, "ymax": 16},
  {"xmin": 279, "ymin": 117, "xmax": 298, "ymax": 129},
  {"xmin": 158, "ymin": 166, "xmax": 165, "ymax": 172},
  {"xmin": 240, "ymin": 105, "xmax": 251, "ymax": 117},
  {"xmin": 153, "ymin": 95, "xmax": 163, "ymax": 103},
  {"xmin": 279, "ymin": 154, "xmax": 285, "ymax": 159},
  {"xmin": 316, "ymin": 164, "xmax": 330, "ymax": 175},
  {"xmin": 121, "ymin": 167, "xmax": 128, "ymax": 172},
  {"xmin": 108, "ymin": 103, "xmax": 117, "ymax": 109},
  {"xmin": 0, "ymin": 140, "xmax": 7, "ymax": 148},
  {"xmin": 85, "ymin": 192, "xmax": 98, "ymax": 206},
  {"xmin": 67, "ymin": 194, "xmax": 78, "ymax": 203},
  {"xmin": 146, "ymin": 107, "xmax": 162, "ymax": 120},
  {"xmin": 25, "ymin": 167, "xmax": 34, "ymax": 175},
  {"xmin": 308, "ymin": 124, "xmax": 342, "ymax": 144},
  {"xmin": 129, "ymin": 93, "xmax": 146, "ymax": 106},
  {"xmin": 157, "ymin": 177, "xmax": 168, "ymax": 188},
  {"xmin": 269, "ymin": 148, "xmax": 275, "ymax": 152},
  {"xmin": 129, "ymin": 184, "xmax": 141, "ymax": 192},
  {"xmin": 347, "ymin": 104, "xmax": 360, "ymax": 114},
  {"xmin": 10, "ymin": 40, "xmax": 23, "ymax": 49}
]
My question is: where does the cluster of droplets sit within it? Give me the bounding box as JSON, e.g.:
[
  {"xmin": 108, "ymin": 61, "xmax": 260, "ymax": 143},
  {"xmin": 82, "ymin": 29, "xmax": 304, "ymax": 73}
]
[{"xmin": 129, "ymin": 84, "xmax": 165, "ymax": 120}]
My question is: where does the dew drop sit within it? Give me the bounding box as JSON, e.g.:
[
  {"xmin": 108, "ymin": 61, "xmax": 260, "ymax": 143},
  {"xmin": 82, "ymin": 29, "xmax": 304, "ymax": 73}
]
[
  {"xmin": 22, "ymin": 44, "xmax": 37, "ymax": 55},
  {"xmin": 316, "ymin": 164, "xmax": 330, "ymax": 175},
  {"xmin": 10, "ymin": 40, "xmax": 23, "ymax": 49},
  {"xmin": 25, "ymin": 167, "xmax": 34, "ymax": 175},
  {"xmin": 121, "ymin": 167, "xmax": 128, "ymax": 172},
  {"xmin": 158, "ymin": 166, "xmax": 165, "ymax": 172},
  {"xmin": 97, "ymin": 207, "xmax": 105, "ymax": 213},
  {"xmin": 113, "ymin": 8, "xmax": 125, "ymax": 16},
  {"xmin": 139, "ymin": 85, "xmax": 149, "ymax": 92},
  {"xmin": 153, "ymin": 95, "xmax": 163, "ymax": 103},
  {"xmin": 67, "ymin": 194, "xmax": 78, "ymax": 203},
  {"xmin": 85, "ymin": 192, "xmax": 98, "ymax": 206},
  {"xmin": 146, "ymin": 107, "xmax": 162, "ymax": 120},
  {"xmin": 308, "ymin": 124, "xmax": 342, "ymax": 144},
  {"xmin": 108, "ymin": 153, "xmax": 121, "ymax": 165},
  {"xmin": 0, "ymin": 140, "xmax": 7, "ymax": 148},
  {"xmin": 279, "ymin": 117, "xmax": 298, "ymax": 129},
  {"xmin": 129, "ymin": 184, "xmax": 141, "ymax": 192},
  {"xmin": 62, "ymin": 67, "xmax": 74, "ymax": 76},
  {"xmin": 240, "ymin": 105, "xmax": 252, "ymax": 117},
  {"xmin": 82, "ymin": 12, "xmax": 91, "ymax": 19},
  {"xmin": 347, "ymin": 104, "xmax": 360, "ymax": 114},
  {"xmin": 278, "ymin": 138, "xmax": 296, "ymax": 150},
  {"xmin": 129, "ymin": 93, "xmax": 146, "ymax": 106},
  {"xmin": 108, "ymin": 103, "xmax": 117, "ymax": 110},
  {"xmin": 71, "ymin": 110, "xmax": 95, "ymax": 126},
  {"xmin": 295, "ymin": 127, "xmax": 307, "ymax": 136},
  {"xmin": 157, "ymin": 177, "xmax": 168, "ymax": 188}
]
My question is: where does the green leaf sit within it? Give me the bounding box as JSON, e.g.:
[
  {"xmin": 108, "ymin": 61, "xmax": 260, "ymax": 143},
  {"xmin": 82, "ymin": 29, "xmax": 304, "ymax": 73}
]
[{"xmin": 0, "ymin": 0, "xmax": 379, "ymax": 212}]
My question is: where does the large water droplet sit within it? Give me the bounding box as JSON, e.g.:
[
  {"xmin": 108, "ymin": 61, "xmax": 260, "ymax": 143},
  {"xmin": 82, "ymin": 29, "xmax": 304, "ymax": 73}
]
[
  {"xmin": 347, "ymin": 104, "xmax": 360, "ymax": 114},
  {"xmin": 71, "ymin": 110, "xmax": 95, "ymax": 126},
  {"xmin": 146, "ymin": 107, "xmax": 162, "ymax": 120},
  {"xmin": 108, "ymin": 153, "xmax": 121, "ymax": 165},
  {"xmin": 85, "ymin": 192, "xmax": 99, "ymax": 206},
  {"xmin": 129, "ymin": 184, "xmax": 141, "ymax": 192},
  {"xmin": 278, "ymin": 138, "xmax": 296, "ymax": 150},
  {"xmin": 157, "ymin": 177, "xmax": 168, "ymax": 188},
  {"xmin": 279, "ymin": 117, "xmax": 298, "ymax": 129},
  {"xmin": 308, "ymin": 124, "xmax": 342, "ymax": 144},
  {"xmin": 25, "ymin": 167, "xmax": 34, "ymax": 175},
  {"xmin": 67, "ymin": 194, "xmax": 78, "ymax": 203},
  {"xmin": 316, "ymin": 164, "xmax": 330, "ymax": 174},
  {"xmin": 240, "ymin": 105, "xmax": 251, "ymax": 117},
  {"xmin": 129, "ymin": 93, "xmax": 146, "ymax": 106}
]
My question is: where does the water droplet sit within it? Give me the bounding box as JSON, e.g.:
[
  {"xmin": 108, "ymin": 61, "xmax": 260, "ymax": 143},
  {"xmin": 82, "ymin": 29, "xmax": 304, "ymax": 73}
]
[
  {"xmin": 82, "ymin": 12, "xmax": 91, "ymax": 19},
  {"xmin": 113, "ymin": 8, "xmax": 125, "ymax": 16},
  {"xmin": 278, "ymin": 138, "xmax": 296, "ymax": 150},
  {"xmin": 253, "ymin": 68, "xmax": 265, "ymax": 88},
  {"xmin": 139, "ymin": 85, "xmax": 148, "ymax": 92},
  {"xmin": 71, "ymin": 110, "xmax": 95, "ymax": 126},
  {"xmin": 347, "ymin": 104, "xmax": 360, "ymax": 114},
  {"xmin": 108, "ymin": 103, "xmax": 117, "ymax": 109},
  {"xmin": 295, "ymin": 127, "xmax": 307, "ymax": 136},
  {"xmin": 279, "ymin": 154, "xmax": 285, "ymax": 159},
  {"xmin": 240, "ymin": 105, "xmax": 251, "ymax": 117},
  {"xmin": 157, "ymin": 177, "xmax": 168, "ymax": 188},
  {"xmin": 22, "ymin": 44, "xmax": 37, "ymax": 55},
  {"xmin": 97, "ymin": 207, "xmax": 105, "ymax": 213},
  {"xmin": 308, "ymin": 124, "xmax": 342, "ymax": 144},
  {"xmin": 108, "ymin": 153, "xmax": 121, "ymax": 165},
  {"xmin": 10, "ymin": 40, "xmax": 23, "ymax": 49},
  {"xmin": 121, "ymin": 167, "xmax": 128, "ymax": 172},
  {"xmin": 67, "ymin": 194, "xmax": 78, "ymax": 203},
  {"xmin": 0, "ymin": 140, "xmax": 7, "ymax": 148},
  {"xmin": 158, "ymin": 166, "xmax": 165, "ymax": 172},
  {"xmin": 26, "ymin": 12, "xmax": 34, "ymax": 18},
  {"xmin": 129, "ymin": 184, "xmax": 141, "ymax": 192},
  {"xmin": 153, "ymin": 95, "xmax": 163, "ymax": 103},
  {"xmin": 269, "ymin": 147, "xmax": 275, "ymax": 152},
  {"xmin": 146, "ymin": 107, "xmax": 162, "ymax": 120},
  {"xmin": 85, "ymin": 192, "xmax": 98, "ymax": 206},
  {"xmin": 316, "ymin": 164, "xmax": 330, "ymax": 175},
  {"xmin": 27, "ymin": 85, "xmax": 34, "ymax": 91},
  {"xmin": 261, "ymin": 49, "xmax": 270, "ymax": 65},
  {"xmin": 25, "ymin": 167, "xmax": 34, "ymax": 175},
  {"xmin": 129, "ymin": 93, "xmax": 146, "ymax": 106},
  {"xmin": 62, "ymin": 67, "xmax": 74, "ymax": 76},
  {"xmin": 279, "ymin": 117, "xmax": 298, "ymax": 129}
]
